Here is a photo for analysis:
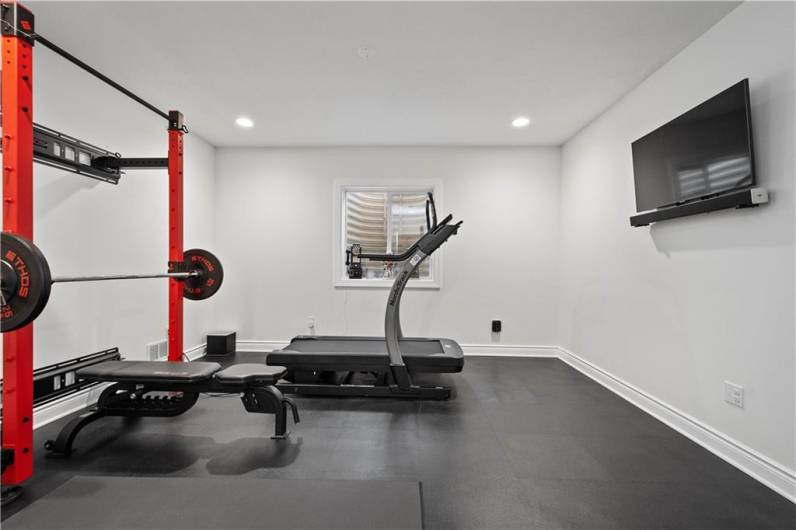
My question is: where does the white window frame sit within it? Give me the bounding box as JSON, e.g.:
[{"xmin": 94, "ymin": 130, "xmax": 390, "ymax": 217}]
[{"xmin": 333, "ymin": 179, "xmax": 443, "ymax": 289}]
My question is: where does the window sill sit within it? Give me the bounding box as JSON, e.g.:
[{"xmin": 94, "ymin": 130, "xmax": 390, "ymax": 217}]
[{"xmin": 334, "ymin": 279, "xmax": 441, "ymax": 290}]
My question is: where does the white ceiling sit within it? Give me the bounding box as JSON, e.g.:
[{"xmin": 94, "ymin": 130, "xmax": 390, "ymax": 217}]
[{"xmin": 31, "ymin": 1, "xmax": 739, "ymax": 147}]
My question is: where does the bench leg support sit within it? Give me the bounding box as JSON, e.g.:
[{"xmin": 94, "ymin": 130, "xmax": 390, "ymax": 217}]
[
  {"xmin": 241, "ymin": 387, "xmax": 300, "ymax": 439},
  {"xmin": 44, "ymin": 409, "xmax": 106, "ymax": 457}
]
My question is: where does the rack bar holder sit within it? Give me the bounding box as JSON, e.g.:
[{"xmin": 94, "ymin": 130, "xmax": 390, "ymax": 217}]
[
  {"xmin": 0, "ymin": 116, "xmax": 169, "ymax": 184},
  {"xmin": 30, "ymin": 122, "xmax": 121, "ymax": 183},
  {"xmin": 0, "ymin": 348, "xmax": 122, "ymax": 412},
  {"xmin": 0, "ymin": 116, "xmax": 116, "ymax": 183}
]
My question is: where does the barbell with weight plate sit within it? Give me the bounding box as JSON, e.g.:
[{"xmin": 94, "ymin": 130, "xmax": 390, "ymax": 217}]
[{"xmin": 0, "ymin": 232, "xmax": 223, "ymax": 333}]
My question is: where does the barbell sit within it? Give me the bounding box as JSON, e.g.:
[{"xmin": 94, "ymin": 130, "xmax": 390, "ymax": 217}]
[{"xmin": 0, "ymin": 232, "xmax": 223, "ymax": 333}]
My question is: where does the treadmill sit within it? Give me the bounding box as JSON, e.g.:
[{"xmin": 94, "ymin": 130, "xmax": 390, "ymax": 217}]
[{"xmin": 268, "ymin": 194, "xmax": 463, "ymax": 399}]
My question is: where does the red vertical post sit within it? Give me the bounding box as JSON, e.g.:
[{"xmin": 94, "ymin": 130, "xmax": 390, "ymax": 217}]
[
  {"xmin": 167, "ymin": 111, "xmax": 184, "ymax": 361},
  {"xmin": 1, "ymin": 1, "xmax": 35, "ymax": 485}
]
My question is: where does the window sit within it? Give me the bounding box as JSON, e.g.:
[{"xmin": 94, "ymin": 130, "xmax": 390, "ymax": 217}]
[{"xmin": 335, "ymin": 184, "xmax": 441, "ymax": 288}]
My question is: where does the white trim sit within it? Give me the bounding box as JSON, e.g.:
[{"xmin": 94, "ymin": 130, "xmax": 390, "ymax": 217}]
[
  {"xmin": 557, "ymin": 346, "xmax": 796, "ymax": 503},
  {"xmin": 32, "ymin": 383, "xmax": 112, "ymax": 430},
  {"xmin": 236, "ymin": 339, "xmax": 290, "ymax": 352},
  {"xmin": 334, "ymin": 278, "xmax": 441, "ymax": 290},
  {"xmin": 332, "ymin": 179, "xmax": 444, "ymax": 289},
  {"xmin": 386, "ymin": 191, "xmax": 394, "ymax": 255},
  {"xmin": 183, "ymin": 343, "xmax": 207, "ymax": 361},
  {"xmin": 461, "ymin": 344, "xmax": 559, "ymax": 357}
]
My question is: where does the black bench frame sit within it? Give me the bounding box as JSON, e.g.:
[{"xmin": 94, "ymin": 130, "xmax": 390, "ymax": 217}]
[{"xmin": 45, "ymin": 372, "xmax": 299, "ymax": 457}]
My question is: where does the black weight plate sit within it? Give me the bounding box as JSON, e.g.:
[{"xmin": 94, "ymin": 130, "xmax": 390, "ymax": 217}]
[
  {"xmin": 182, "ymin": 248, "xmax": 223, "ymax": 301},
  {"xmin": 1, "ymin": 232, "xmax": 52, "ymax": 332}
]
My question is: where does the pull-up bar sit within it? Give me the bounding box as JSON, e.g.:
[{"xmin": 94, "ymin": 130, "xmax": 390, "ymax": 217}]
[
  {"xmin": 33, "ymin": 34, "xmax": 171, "ymax": 122},
  {"xmin": 1, "ymin": 3, "xmax": 174, "ymax": 124}
]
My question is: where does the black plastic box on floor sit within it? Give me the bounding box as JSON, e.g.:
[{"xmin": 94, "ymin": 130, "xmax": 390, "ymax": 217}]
[{"xmin": 206, "ymin": 331, "xmax": 236, "ymax": 356}]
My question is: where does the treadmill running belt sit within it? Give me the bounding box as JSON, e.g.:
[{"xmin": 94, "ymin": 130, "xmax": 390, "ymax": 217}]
[
  {"xmin": 285, "ymin": 337, "xmax": 442, "ymax": 353},
  {"xmin": 268, "ymin": 337, "xmax": 464, "ymax": 373}
]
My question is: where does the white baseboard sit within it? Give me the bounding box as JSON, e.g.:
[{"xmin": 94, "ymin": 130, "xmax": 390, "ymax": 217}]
[
  {"xmin": 558, "ymin": 346, "xmax": 796, "ymax": 503},
  {"xmin": 462, "ymin": 343, "xmax": 558, "ymax": 357},
  {"xmin": 32, "ymin": 383, "xmax": 112, "ymax": 430},
  {"xmin": 183, "ymin": 343, "xmax": 207, "ymax": 361},
  {"xmin": 236, "ymin": 339, "xmax": 288, "ymax": 351}
]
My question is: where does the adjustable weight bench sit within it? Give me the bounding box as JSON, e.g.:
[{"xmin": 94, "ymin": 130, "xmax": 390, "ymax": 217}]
[{"xmin": 45, "ymin": 361, "xmax": 299, "ymax": 457}]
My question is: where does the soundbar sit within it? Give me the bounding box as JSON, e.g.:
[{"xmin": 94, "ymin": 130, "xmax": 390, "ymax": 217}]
[{"xmin": 630, "ymin": 187, "xmax": 768, "ymax": 227}]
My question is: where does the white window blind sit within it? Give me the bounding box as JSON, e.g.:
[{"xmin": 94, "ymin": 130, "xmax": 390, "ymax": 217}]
[{"xmin": 344, "ymin": 189, "xmax": 432, "ymax": 280}]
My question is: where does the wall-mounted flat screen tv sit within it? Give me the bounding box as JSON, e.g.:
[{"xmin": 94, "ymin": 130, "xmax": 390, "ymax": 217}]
[{"xmin": 631, "ymin": 79, "xmax": 755, "ymax": 213}]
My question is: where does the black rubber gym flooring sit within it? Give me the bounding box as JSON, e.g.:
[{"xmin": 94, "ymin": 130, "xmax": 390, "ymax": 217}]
[
  {"xmin": 3, "ymin": 355, "xmax": 795, "ymax": 529},
  {"xmin": 4, "ymin": 476, "xmax": 422, "ymax": 529}
]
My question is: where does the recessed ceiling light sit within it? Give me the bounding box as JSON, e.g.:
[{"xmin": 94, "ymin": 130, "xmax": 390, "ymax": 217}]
[
  {"xmin": 512, "ymin": 116, "xmax": 531, "ymax": 128},
  {"xmin": 235, "ymin": 117, "xmax": 254, "ymax": 128}
]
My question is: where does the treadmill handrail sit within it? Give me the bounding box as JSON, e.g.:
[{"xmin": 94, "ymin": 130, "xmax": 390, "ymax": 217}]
[
  {"xmin": 357, "ymin": 214, "xmax": 454, "ymax": 262},
  {"xmin": 416, "ymin": 221, "xmax": 462, "ymax": 255},
  {"xmin": 425, "ymin": 192, "xmax": 437, "ymax": 232}
]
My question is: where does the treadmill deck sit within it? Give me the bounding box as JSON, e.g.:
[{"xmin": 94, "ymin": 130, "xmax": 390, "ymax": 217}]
[{"xmin": 267, "ymin": 336, "xmax": 464, "ymax": 373}]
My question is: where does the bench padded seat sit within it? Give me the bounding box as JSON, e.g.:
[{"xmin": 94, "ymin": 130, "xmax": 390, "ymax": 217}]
[
  {"xmin": 78, "ymin": 361, "xmax": 221, "ymax": 384},
  {"xmin": 214, "ymin": 364, "xmax": 286, "ymax": 386}
]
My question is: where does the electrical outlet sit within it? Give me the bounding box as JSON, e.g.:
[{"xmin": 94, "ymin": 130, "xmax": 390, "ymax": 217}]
[
  {"xmin": 308, "ymin": 316, "xmax": 316, "ymax": 335},
  {"xmin": 724, "ymin": 381, "xmax": 744, "ymax": 409}
]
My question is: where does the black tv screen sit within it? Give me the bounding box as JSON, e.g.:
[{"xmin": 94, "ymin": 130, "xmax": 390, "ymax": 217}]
[{"xmin": 631, "ymin": 79, "xmax": 755, "ymax": 213}]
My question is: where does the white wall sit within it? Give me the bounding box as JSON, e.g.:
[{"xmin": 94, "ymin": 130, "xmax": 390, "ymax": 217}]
[
  {"xmin": 213, "ymin": 147, "xmax": 560, "ymax": 347},
  {"xmin": 2, "ymin": 35, "xmax": 217, "ymax": 369},
  {"xmin": 558, "ymin": 0, "xmax": 795, "ymax": 475}
]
